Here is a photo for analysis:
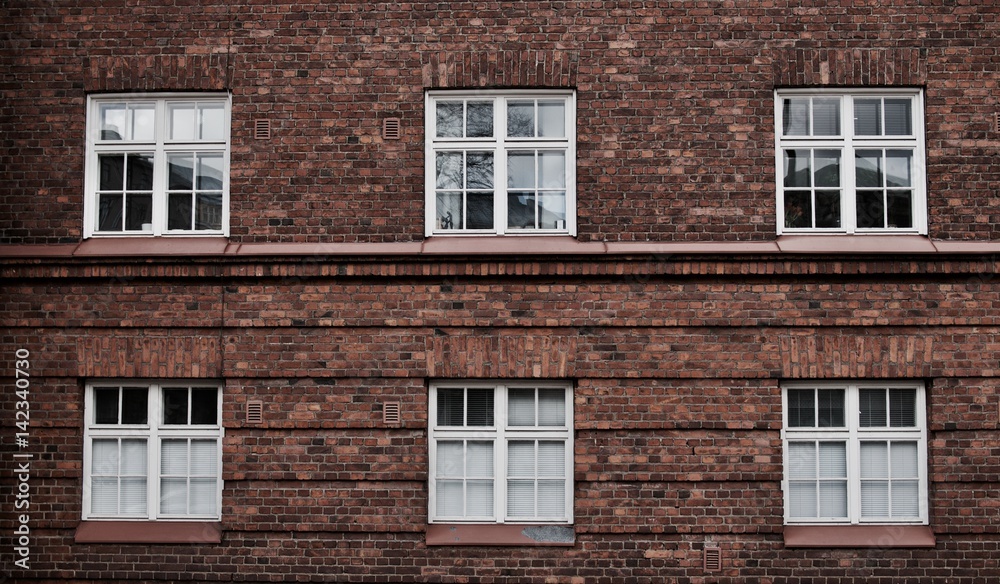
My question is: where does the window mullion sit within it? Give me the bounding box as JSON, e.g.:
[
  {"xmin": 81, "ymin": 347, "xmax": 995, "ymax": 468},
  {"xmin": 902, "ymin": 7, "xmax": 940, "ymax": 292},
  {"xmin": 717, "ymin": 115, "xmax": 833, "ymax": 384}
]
[
  {"xmin": 495, "ymin": 385, "xmax": 507, "ymax": 523},
  {"xmin": 148, "ymin": 384, "xmax": 160, "ymax": 520},
  {"xmin": 496, "ymin": 97, "xmax": 508, "ymax": 235}
]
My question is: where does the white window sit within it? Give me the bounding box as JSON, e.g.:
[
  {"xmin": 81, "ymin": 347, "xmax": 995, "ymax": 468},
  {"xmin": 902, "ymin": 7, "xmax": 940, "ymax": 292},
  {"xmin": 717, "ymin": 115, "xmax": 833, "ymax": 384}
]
[
  {"xmin": 84, "ymin": 94, "xmax": 231, "ymax": 237},
  {"xmin": 428, "ymin": 382, "xmax": 573, "ymax": 524},
  {"xmin": 83, "ymin": 382, "xmax": 223, "ymax": 520},
  {"xmin": 425, "ymin": 91, "xmax": 576, "ymax": 236},
  {"xmin": 775, "ymin": 89, "xmax": 925, "ymax": 234},
  {"xmin": 782, "ymin": 382, "xmax": 928, "ymax": 524}
]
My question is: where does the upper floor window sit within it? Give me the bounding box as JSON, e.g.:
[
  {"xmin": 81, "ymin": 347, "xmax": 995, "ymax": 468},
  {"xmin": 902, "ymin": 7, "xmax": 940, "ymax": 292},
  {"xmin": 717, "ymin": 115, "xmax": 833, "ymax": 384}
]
[
  {"xmin": 775, "ymin": 89, "xmax": 925, "ymax": 235},
  {"xmin": 429, "ymin": 382, "xmax": 574, "ymax": 524},
  {"xmin": 782, "ymin": 382, "xmax": 928, "ymax": 525},
  {"xmin": 425, "ymin": 91, "xmax": 576, "ymax": 236},
  {"xmin": 84, "ymin": 94, "xmax": 231, "ymax": 238},
  {"xmin": 83, "ymin": 381, "xmax": 223, "ymax": 520}
]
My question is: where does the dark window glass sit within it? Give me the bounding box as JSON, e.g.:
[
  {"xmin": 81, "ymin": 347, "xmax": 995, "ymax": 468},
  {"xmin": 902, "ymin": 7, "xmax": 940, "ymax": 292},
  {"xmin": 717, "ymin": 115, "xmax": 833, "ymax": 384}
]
[
  {"xmin": 437, "ymin": 389, "xmax": 465, "ymax": 426},
  {"xmin": 466, "ymin": 389, "xmax": 495, "ymax": 426},
  {"xmin": 94, "ymin": 387, "xmax": 120, "ymax": 424},
  {"xmin": 859, "ymin": 389, "xmax": 887, "ymax": 427},
  {"xmin": 190, "ymin": 388, "xmax": 218, "ymax": 425},
  {"xmin": 163, "ymin": 388, "xmax": 189, "ymax": 425},
  {"xmin": 121, "ymin": 387, "xmax": 148, "ymax": 424},
  {"xmin": 787, "ymin": 389, "xmax": 815, "ymax": 427},
  {"xmin": 817, "ymin": 389, "xmax": 845, "ymax": 427},
  {"xmin": 889, "ymin": 389, "xmax": 917, "ymax": 427}
]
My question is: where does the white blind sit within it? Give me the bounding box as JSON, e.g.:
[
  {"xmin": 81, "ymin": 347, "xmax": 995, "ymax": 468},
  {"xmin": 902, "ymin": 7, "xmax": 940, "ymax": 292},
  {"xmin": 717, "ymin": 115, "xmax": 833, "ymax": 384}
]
[
  {"xmin": 91, "ymin": 439, "xmax": 147, "ymax": 515},
  {"xmin": 435, "ymin": 440, "xmax": 493, "ymax": 518},
  {"xmin": 508, "ymin": 389, "xmax": 536, "ymax": 426},
  {"xmin": 861, "ymin": 441, "xmax": 890, "ymax": 517}
]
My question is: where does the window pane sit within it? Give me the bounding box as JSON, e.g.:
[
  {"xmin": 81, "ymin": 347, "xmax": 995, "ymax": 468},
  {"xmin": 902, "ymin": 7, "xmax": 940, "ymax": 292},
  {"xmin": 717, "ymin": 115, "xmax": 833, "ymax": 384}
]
[
  {"xmin": 854, "ymin": 98, "xmax": 881, "ymax": 135},
  {"xmin": 883, "ymin": 98, "xmax": 912, "ymax": 135},
  {"xmin": 191, "ymin": 388, "xmax": 218, "ymax": 424},
  {"xmin": 436, "ymin": 389, "xmax": 465, "ymax": 426},
  {"xmin": 98, "ymin": 193, "xmax": 124, "ymax": 231},
  {"xmin": 199, "ymin": 103, "xmax": 226, "ymax": 141},
  {"xmin": 537, "ymin": 479, "xmax": 565, "ymax": 516},
  {"xmin": 813, "ymin": 150, "xmax": 841, "ymax": 188},
  {"xmin": 507, "ymin": 441, "xmax": 535, "ymax": 476},
  {"xmin": 538, "ymin": 389, "xmax": 566, "ymax": 426},
  {"xmin": 891, "ymin": 442, "xmax": 919, "ymax": 478},
  {"xmin": 125, "ymin": 193, "xmax": 153, "ymax": 231},
  {"xmin": 189, "ymin": 478, "xmax": 217, "ymax": 514},
  {"xmin": 508, "ymin": 152, "xmax": 535, "ymax": 189},
  {"xmin": 169, "ymin": 104, "xmax": 196, "ymax": 141},
  {"xmin": 436, "ymin": 441, "xmax": 464, "ymax": 476},
  {"xmin": 782, "ymin": 98, "xmax": 809, "ymax": 136},
  {"xmin": 508, "ymin": 388, "xmax": 535, "ymax": 426},
  {"xmin": 196, "ymin": 193, "xmax": 223, "ymax": 230},
  {"xmin": 131, "ymin": 104, "xmax": 155, "ymax": 141},
  {"xmin": 783, "ymin": 149, "xmax": 811, "ymax": 188},
  {"xmin": 169, "ymin": 155, "xmax": 194, "ymax": 190},
  {"xmin": 885, "ymin": 150, "xmax": 912, "ymax": 187},
  {"xmin": 508, "ymin": 192, "xmax": 536, "ymax": 229},
  {"xmin": 860, "ymin": 442, "xmax": 889, "ymax": 479},
  {"xmin": 91, "ymin": 477, "xmax": 118, "ymax": 514},
  {"xmin": 861, "ymin": 481, "xmax": 889, "ymax": 517},
  {"xmin": 168, "ymin": 193, "xmax": 193, "ymax": 230},
  {"xmin": 783, "ymin": 191, "xmax": 812, "ymax": 229},
  {"xmin": 507, "ymin": 101, "xmax": 534, "ymax": 137},
  {"xmin": 436, "ymin": 102, "xmax": 463, "ymax": 138},
  {"xmin": 466, "ymin": 441, "xmax": 494, "ymax": 477},
  {"xmin": 856, "ymin": 190, "xmax": 885, "ymax": 229},
  {"xmin": 812, "ymin": 98, "xmax": 840, "ymax": 135},
  {"xmin": 466, "ymin": 101, "xmax": 493, "ymax": 138},
  {"xmin": 163, "ymin": 388, "xmax": 189, "ymax": 425},
  {"xmin": 537, "ymin": 441, "xmax": 565, "ymax": 477},
  {"xmin": 126, "ymin": 153, "xmax": 154, "ymax": 190},
  {"xmin": 92, "ymin": 439, "xmax": 118, "ymax": 474},
  {"xmin": 161, "ymin": 439, "xmax": 188, "ymax": 475},
  {"xmin": 99, "ymin": 154, "xmax": 125, "ymax": 190},
  {"xmin": 100, "ymin": 104, "xmax": 127, "ymax": 140},
  {"xmin": 435, "ymin": 152, "xmax": 462, "ymax": 189},
  {"xmin": 787, "ymin": 442, "xmax": 816, "ymax": 480},
  {"xmin": 819, "ymin": 481, "xmax": 848, "ymax": 517},
  {"xmin": 787, "ymin": 389, "xmax": 815, "ymax": 427},
  {"xmin": 818, "ymin": 442, "xmax": 846, "ymax": 478},
  {"xmin": 190, "ymin": 440, "xmax": 217, "ymax": 475},
  {"xmin": 855, "ymin": 150, "xmax": 883, "ymax": 188},
  {"xmin": 859, "ymin": 389, "xmax": 887, "ymax": 427},
  {"xmin": 466, "ymin": 481, "xmax": 494, "ymax": 516},
  {"xmin": 539, "ymin": 151, "xmax": 565, "ymax": 188},
  {"xmin": 891, "ymin": 481, "xmax": 920, "ymax": 516},
  {"xmin": 197, "ymin": 154, "xmax": 224, "ymax": 190},
  {"xmin": 466, "ymin": 152, "xmax": 493, "ymax": 189},
  {"xmin": 121, "ymin": 387, "xmax": 148, "ymax": 424},
  {"xmin": 466, "ymin": 192, "xmax": 494, "ymax": 230},
  {"xmin": 507, "ymin": 480, "xmax": 535, "ymax": 517},
  {"xmin": 160, "ymin": 477, "xmax": 188, "ymax": 514},
  {"xmin": 120, "ymin": 439, "xmax": 148, "ymax": 475},
  {"xmin": 120, "ymin": 477, "xmax": 148, "ymax": 514},
  {"xmin": 817, "ymin": 389, "xmax": 845, "ymax": 427},
  {"xmin": 886, "ymin": 191, "xmax": 913, "ymax": 229},
  {"xmin": 466, "ymin": 389, "xmax": 494, "ymax": 426},
  {"xmin": 889, "ymin": 389, "xmax": 917, "ymax": 427},
  {"xmin": 538, "ymin": 192, "xmax": 567, "ymax": 230},
  {"xmin": 436, "ymin": 480, "xmax": 463, "ymax": 516},
  {"xmin": 538, "ymin": 101, "xmax": 566, "ymax": 137},
  {"xmin": 436, "ymin": 192, "xmax": 462, "ymax": 230},
  {"xmin": 94, "ymin": 388, "xmax": 120, "ymax": 424},
  {"xmin": 815, "ymin": 190, "xmax": 842, "ymax": 228},
  {"xmin": 788, "ymin": 482, "xmax": 817, "ymax": 518}
]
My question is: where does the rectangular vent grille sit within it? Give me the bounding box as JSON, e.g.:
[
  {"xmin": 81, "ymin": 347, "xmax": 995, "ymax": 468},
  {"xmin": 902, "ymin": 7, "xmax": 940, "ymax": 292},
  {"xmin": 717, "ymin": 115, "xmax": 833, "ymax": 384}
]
[
  {"xmin": 995, "ymin": 112, "xmax": 1000, "ymax": 133},
  {"xmin": 703, "ymin": 546, "xmax": 721, "ymax": 572},
  {"xmin": 383, "ymin": 117, "xmax": 401, "ymax": 140},
  {"xmin": 246, "ymin": 400, "xmax": 263, "ymax": 424},
  {"xmin": 254, "ymin": 119, "xmax": 271, "ymax": 140},
  {"xmin": 383, "ymin": 401, "xmax": 401, "ymax": 425}
]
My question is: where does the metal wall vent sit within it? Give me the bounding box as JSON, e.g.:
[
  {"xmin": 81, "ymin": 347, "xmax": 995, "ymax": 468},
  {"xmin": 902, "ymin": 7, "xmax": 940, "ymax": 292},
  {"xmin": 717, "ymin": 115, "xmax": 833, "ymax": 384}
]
[
  {"xmin": 995, "ymin": 112, "xmax": 1000, "ymax": 133},
  {"xmin": 383, "ymin": 401, "xmax": 401, "ymax": 425},
  {"xmin": 254, "ymin": 119, "xmax": 271, "ymax": 140},
  {"xmin": 382, "ymin": 117, "xmax": 401, "ymax": 140},
  {"xmin": 703, "ymin": 545, "xmax": 721, "ymax": 572},
  {"xmin": 246, "ymin": 400, "xmax": 263, "ymax": 424}
]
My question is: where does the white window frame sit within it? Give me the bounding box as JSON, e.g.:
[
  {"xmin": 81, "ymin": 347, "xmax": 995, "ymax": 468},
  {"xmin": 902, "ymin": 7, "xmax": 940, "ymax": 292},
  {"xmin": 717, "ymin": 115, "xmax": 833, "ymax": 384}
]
[
  {"xmin": 82, "ymin": 381, "xmax": 224, "ymax": 521},
  {"xmin": 424, "ymin": 90, "xmax": 577, "ymax": 237},
  {"xmin": 781, "ymin": 381, "xmax": 929, "ymax": 525},
  {"xmin": 83, "ymin": 93, "xmax": 231, "ymax": 238},
  {"xmin": 428, "ymin": 381, "xmax": 574, "ymax": 524},
  {"xmin": 775, "ymin": 88, "xmax": 926, "ymax": 235}
]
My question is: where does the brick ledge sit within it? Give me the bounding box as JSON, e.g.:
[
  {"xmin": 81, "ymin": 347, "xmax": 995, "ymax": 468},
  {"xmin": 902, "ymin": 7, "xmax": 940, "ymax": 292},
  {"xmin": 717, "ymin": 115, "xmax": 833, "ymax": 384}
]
[
  {"xmin": 783, "ymin": 524, "xmax": 935, "ymax": 548},
  {"xmin": 74, "ymin": 521, "xmax": 222, "ymax": 544}
]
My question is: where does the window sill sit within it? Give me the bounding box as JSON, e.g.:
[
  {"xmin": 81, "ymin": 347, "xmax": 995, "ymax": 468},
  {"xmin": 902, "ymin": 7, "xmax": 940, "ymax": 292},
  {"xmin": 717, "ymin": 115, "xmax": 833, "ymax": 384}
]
[
  {"xmin": 783, "ymin": 524, "xmax": 935, "ymax": 548},
  {"xmin": 425, "ymin": 524, "xmax": 575, "ymax": 547},
  {"xmin": 74, "ymin": 521, "xmax": 222, "ymax": 544},
  {"xmin": 775, "ymin": 234, "xmax": 936, "ymax": 254}
]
